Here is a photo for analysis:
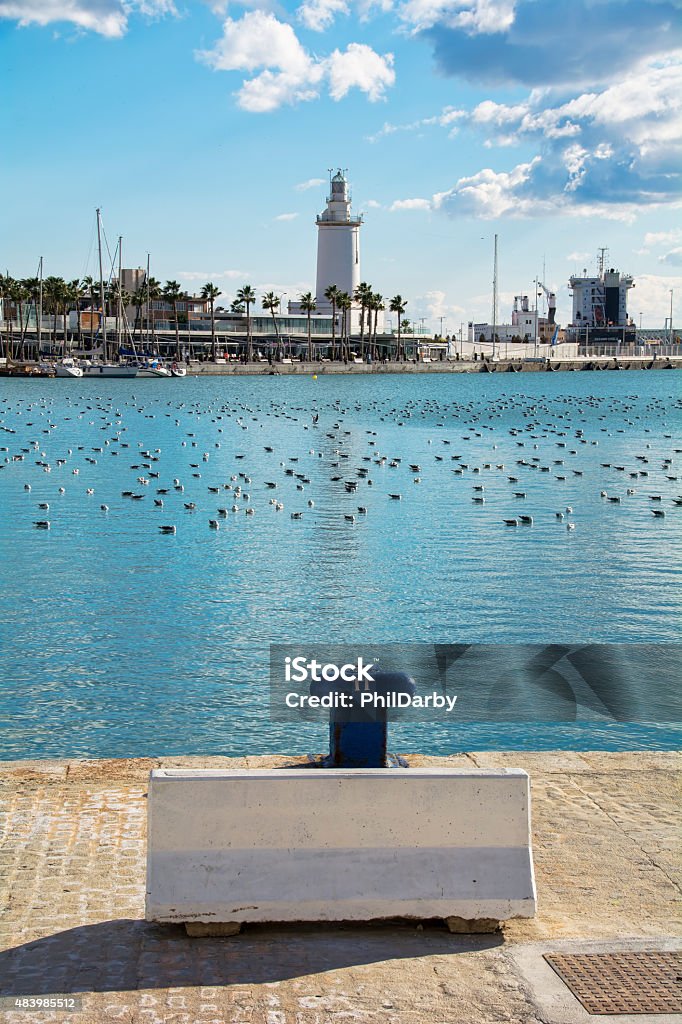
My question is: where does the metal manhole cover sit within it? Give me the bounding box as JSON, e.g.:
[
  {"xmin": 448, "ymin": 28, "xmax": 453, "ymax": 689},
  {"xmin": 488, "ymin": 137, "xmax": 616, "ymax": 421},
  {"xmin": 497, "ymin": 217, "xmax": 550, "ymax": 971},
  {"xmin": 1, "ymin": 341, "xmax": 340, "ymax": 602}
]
[{"xmin": 544, "ymin": 952, "xmax": 682, "ymax": 1015}]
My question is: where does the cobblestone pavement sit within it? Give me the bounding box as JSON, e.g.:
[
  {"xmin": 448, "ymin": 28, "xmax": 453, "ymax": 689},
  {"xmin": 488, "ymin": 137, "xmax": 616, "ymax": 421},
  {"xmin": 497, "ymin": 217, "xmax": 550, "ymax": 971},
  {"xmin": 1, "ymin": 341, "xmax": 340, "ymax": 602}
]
[{"xmin": 0, "ymin": 752, "xmax": 679, "ymax": 1024}]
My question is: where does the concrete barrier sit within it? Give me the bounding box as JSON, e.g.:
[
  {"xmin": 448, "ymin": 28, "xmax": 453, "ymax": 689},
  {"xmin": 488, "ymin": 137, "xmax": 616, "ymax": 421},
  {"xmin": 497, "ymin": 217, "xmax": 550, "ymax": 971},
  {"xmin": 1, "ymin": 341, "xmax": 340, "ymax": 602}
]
[{"xmin": 146, "ymin": 768, "xmax": 536, "ymax": 933}]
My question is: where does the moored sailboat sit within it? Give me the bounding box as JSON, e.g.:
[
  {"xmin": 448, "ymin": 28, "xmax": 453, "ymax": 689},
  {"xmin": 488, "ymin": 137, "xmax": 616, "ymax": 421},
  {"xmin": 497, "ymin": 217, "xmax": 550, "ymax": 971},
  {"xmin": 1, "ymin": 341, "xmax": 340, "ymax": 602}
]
[{"xmin": 81, "ymin": 209, "xmax": 138, "ymax": 378}]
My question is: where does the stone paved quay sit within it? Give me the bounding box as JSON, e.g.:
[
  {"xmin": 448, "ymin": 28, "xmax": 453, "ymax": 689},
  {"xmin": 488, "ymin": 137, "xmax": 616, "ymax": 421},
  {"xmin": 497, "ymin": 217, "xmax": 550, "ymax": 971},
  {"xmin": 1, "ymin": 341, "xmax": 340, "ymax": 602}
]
[{"xmin": 0, "ymin": 752, "xmax": 680, "ymax": 1024}]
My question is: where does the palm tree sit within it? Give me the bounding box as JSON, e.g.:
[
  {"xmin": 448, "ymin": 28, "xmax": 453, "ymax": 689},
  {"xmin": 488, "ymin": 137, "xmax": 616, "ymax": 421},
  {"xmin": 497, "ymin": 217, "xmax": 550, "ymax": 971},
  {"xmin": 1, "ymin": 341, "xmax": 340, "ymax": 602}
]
[
  {"xmin": 261, "ymin": 291, "xmax": 281, "ymax": 358},
  {"xmin": 401, "ymin": 318, "xmax": 412, "ymax": 357},
  {"xmin": 23, "ymin": 277, "xmax": 40, "ymax": 360},
  {"xmin": 354, "ymin": 282, "xmax": 372, "ymax": 358},
  {"xmin": 0, "ymin": 275, "xmax": 14, "ymax": 357},
  {"xmin": 43, "ymin": 277, "xmax": 63, "ymax": 350},
  {"xmin": 13, "ymin": 280, "xmax": 31, "ymax": 360},
  {"xmin": 72, "ymin": 278, "xmax": 87, "ymax": 351},
  {"xmin": 117, "ymin": 288, "xmax": 132, "ymax": 352},
  {"xmin": 230, "ymin": 298, "xmax": 245, "ymax": 314},
  {"xmin": 131, "ymin": 287, "xmax": 146, "ymax": 348},
  {"xmin": 64, "ymin": 279, "xmax": 82, "ymax": 352},
  {"xmin": 299, "ymin": 291, "xmax": 316, "ymax": 361},
  {"xmin": 81, "ymin": 276, "xmax": 98, "ymax": 352},
  {"xmin": 163, "ymin": 280, "xmax": 184, "ymax": 361},
  {"xmin": 236, "ymin": 285, "xmax": 256, "ymax": 361},
  {"xmin": 146, "ymin": 277, "xmax": 162, "ymax": 349},
  {"xmin": 201, "ymin": 282, "xmax": 222, "ymax": 362},
  {"xmin": 337, "ymin": 291, "xmax": 351, "ymax": 361},
  {"xmin": 390, "ymin": 295, "xmax": 408, "ymax": 361},
  {"xmin": 370, "ymin": 292, "xmax": 384, "ymax": 360},
  {"xmin": 324, "ymin": 284, "xmax": 340, "ymax": 359}
]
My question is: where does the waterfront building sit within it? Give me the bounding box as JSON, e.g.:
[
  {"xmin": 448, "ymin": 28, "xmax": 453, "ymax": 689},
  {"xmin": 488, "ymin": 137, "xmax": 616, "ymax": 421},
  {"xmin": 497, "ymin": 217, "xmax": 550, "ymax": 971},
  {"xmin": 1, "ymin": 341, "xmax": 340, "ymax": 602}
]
[{"xmin": 469, "ymin": 292, "xmax": 559, "ymax": 350}]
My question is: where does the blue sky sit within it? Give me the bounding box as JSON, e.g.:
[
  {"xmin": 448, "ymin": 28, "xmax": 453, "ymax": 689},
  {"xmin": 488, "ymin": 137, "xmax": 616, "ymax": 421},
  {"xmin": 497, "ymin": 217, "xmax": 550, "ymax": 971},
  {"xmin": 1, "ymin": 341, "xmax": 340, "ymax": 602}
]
[{"xmin": 2, "ymin": 0, "xmax": 681, "ymax": 329}]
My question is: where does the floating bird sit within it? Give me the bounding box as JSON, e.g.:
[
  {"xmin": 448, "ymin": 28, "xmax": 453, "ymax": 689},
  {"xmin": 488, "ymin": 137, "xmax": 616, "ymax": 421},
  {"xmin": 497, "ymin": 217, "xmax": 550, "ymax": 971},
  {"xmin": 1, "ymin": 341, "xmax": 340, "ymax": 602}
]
[
  {"xmin": 159, "ymin": 525, "xmax": 176, "ymax": 534},
  {"xmin": 504, "ymin": 519, "xmax": 518, "ymax": 526},
  {"xmin": 33, "ymin": 521, "xmax": 50, "ymax": 529}
]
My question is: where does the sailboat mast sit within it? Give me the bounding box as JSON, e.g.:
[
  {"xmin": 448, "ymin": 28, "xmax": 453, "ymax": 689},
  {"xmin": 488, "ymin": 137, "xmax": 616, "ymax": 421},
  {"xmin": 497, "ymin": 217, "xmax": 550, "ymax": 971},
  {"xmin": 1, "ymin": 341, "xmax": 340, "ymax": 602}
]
[
  {"xmin": 146, "ymin": 253, "xmax": 150, "ymax": 349},
  {"xmin": 117, "ymin": 236, "xmax": 123, "ymax": 357},
  {"xmin": 96, "ymin": 209, "xmax": 107, "ymax": 363},
  {"xmin": 37, "ymin": 256, "xmax": 43, "ymax": 359}
]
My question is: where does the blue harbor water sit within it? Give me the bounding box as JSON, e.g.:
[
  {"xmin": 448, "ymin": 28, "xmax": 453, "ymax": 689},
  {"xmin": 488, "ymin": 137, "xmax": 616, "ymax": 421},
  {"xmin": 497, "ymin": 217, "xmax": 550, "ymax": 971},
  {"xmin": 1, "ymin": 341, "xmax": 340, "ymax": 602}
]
[{"xmin": 1, "ymin": 370, "xmax": 680, "ymax": 759}]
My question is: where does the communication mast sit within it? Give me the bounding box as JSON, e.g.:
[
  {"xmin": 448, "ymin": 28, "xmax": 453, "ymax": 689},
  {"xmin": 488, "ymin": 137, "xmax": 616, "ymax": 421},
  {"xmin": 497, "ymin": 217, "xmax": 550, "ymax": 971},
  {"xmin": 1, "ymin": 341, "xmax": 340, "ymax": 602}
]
[{"xmin": 597, "ymin": 247, "xmax": 609, "ymax": 278}]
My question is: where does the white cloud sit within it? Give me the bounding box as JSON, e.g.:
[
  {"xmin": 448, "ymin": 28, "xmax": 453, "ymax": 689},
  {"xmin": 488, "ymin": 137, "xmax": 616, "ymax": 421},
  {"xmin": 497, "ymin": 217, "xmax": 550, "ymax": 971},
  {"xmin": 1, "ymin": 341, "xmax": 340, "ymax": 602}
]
[
  {"xmin": 179, "ymin": 270, "xmax": 249, "ymax": 281},
  {"xmin": 297, "ymin": 0, "xmax": 348, "ymax": 31},
  {"xmin": 416, "ymin": 289, "xmax": 466, "ymax": 320},
  {"xmin": 275, "ymin": 212, "xmax": 299, "ymax": 220},
  {"xmin": 295, "ymin": 177, "xmax": 326, "ymax": 190},
  {"xmin": 659, "ymin": 248, "xmax": 682, "ymax": 267},
  {"xmin": 199, "ymin": 12, "xmax": 395, "ymax": 111},
  {"xmin": 197, "ymin": 11, "xmax": 310, "ymax": 75},
  {"xmin": 237, "ymin": 69, "xmax": 322, "ymax": 112},
  {"xmin": 390, "ymin": 197, "xmax": 431, "ymax": 211},
  {"xmin": 326, "ymin": 43, "xmax": 395, "ymax": 101},
  {"xmin": 370, "ymin": 56, "xmax": 681, "ymax": 220},
  {"xmin": 0, "ymin": 0, "xmax": 174, "ymax": 37},
  {"xmin": 630, "ymin": 273, "xmax": 682, "ymax": 324},
  {"xmin": 645, "ymin": 229, "xmax": 682, "ymax": 248},
  {"xmin": 366, "ymin": 105, "xmax": 464, "ymax": 142},
  {"xmin": 566, "ymin": 252, "xmax": 591, "ymax": 262},
  {"xmin": 397, "ymin": 0, "xmax": 516, "ymax": 34},
  {"xmin": 434, "ymin": 159, "xmax": 540, "ymax": 218}
]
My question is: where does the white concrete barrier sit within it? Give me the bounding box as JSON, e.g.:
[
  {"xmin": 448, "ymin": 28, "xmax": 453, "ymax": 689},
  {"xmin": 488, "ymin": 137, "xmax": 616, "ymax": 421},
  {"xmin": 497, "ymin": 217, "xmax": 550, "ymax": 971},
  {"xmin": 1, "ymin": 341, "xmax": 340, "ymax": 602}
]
[{"xmin": 146, "ymin": 768, "xmax": 536, "ymax": 931}]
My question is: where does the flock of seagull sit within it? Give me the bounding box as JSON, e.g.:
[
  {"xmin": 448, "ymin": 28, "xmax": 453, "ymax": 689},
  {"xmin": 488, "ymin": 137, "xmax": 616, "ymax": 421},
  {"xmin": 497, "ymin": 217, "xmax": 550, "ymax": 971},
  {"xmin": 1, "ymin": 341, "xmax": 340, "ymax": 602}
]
[{"xmin": 1, "ymin": 386, "xmax": 681, "ymax": 538}]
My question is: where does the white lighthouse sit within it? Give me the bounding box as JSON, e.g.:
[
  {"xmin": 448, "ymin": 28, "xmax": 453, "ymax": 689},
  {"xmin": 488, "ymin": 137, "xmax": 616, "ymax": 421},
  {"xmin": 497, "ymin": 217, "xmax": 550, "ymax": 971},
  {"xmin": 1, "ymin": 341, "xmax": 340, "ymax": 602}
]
[{"xmin": 315, "ymin": 169, "xmax": 362, "ymax": 309}]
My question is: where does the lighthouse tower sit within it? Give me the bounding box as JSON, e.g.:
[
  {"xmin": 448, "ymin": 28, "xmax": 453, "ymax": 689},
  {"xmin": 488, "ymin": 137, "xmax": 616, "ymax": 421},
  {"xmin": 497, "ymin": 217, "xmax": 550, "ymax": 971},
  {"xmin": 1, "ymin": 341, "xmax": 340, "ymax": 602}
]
[{"xmin": 315, "ymin": 170, "xmax": 362, "ymax": 310}]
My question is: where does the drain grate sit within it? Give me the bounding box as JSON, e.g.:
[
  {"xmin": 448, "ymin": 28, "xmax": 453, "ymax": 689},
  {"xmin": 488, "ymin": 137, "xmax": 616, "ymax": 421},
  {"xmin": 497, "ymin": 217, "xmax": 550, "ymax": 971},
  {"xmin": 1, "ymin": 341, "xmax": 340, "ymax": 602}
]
[{"xmin": 544, "ymin": 951, "xmax": 682, "ymax": 1015}]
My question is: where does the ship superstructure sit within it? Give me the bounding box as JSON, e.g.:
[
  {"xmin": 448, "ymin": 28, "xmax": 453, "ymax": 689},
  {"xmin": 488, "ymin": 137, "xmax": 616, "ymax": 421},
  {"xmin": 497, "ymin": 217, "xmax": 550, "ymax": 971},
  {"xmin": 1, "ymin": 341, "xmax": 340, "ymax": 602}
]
[{"xmin": 567, "ymin": 249, "xmax": 635, "ymax": 345}]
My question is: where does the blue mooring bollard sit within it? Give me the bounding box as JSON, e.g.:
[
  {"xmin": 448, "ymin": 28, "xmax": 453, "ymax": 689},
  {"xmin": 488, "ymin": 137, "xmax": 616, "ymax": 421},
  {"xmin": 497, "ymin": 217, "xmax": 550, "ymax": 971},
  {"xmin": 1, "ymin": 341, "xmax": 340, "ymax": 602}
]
[{"xmin": 311, "ymin": 668, "xmax": 416, "ymax": 768}]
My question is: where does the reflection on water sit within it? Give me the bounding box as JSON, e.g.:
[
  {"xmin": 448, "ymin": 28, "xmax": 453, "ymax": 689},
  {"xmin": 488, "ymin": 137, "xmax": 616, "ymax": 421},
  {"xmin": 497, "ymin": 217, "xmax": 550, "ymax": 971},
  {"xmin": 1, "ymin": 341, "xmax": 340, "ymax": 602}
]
[{"xmin": 0, "ymin": 371, "xmax": 680, "ymax": 758}]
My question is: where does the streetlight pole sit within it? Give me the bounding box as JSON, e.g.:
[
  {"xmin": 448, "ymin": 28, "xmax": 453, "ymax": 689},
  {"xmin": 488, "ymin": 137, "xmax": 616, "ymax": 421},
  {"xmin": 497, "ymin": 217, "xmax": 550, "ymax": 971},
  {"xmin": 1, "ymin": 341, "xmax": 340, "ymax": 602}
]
[
  {"xmin": 491, "ymin": 233, "xmax": 498, "ymax": 361},
  {"xmin": 670, "ymin": 289, "xmax": 674, "ymax": 346}
]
